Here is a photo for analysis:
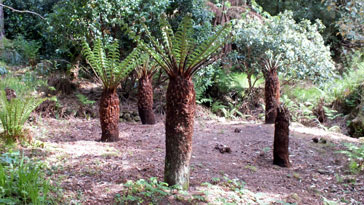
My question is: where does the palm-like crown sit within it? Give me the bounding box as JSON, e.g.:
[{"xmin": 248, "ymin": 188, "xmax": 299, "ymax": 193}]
[
  {"xmin": 138, "ymin": 15, "xmax": 231, "ymax": 78},
  {"xmin": 135, "ymin": 55, "xmax": 159, "ymax": 79},
  {"xmin": 82, "ymin": 39, "xmax": 143, "ymax": 89}
]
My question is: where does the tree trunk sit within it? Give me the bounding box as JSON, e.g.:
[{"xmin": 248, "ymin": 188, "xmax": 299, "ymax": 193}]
[
  {"xmin": 273, "ymin": 106, "xmax": 291, "ymax": 167},
  {"xmin": 264, "ymin": 69, "xmax": 280, "ymax": 124},
  {"xmin": 99, "ymin": 88, "xmax": 120, "ymax": 142},
  {"xmin": 164, "ymin": 76, "xmax": 195, "ymax": 190},
  {"xmin": 0, "ymin": 0, "xmax": 4, "ymax": 40},
  {"xmin": 138, "ymin": 75, "xmax": 155, "ymax": 125}
]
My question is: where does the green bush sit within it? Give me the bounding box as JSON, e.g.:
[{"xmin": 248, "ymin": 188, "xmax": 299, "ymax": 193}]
[
  {"xmin": 0, "ymin": 38, "xmax": 23, "ymax": 65},
  {"xmin": 338, "ymin": 143, "xmax": 364, "ymax": 174},
  {"xmin": 325, "ymin": 61, "xmax": 364, "ymax": 110},
  {"xmin": 13, "ymin": 36, "xmax": 41, "ymax": 65},
  {"xmin": 0, "ymin": 151, "xmax": 51, "ymax": 204}
]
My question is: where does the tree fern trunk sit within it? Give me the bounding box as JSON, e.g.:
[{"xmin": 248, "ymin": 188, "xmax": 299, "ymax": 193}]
[
  {"xmin": 164, "ymin": 76, "xmax": 195, "ymax": 190},
  {"xmin": 264, "ymin": 69, "xmax": 280, "ymax": 124},
  {"xmin": 138, "ymin": 76, "xmax": 155, "ymax": 125},
  {"xmin": 99, "ymin": 88, "xmax": 119, "ymax": 142},
  {"xmin": 273, "ymin": 106, "xmax": 291, "ymax": 167}
]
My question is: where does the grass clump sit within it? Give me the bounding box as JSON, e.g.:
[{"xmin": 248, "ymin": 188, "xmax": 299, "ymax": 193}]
[{"xmin": 0, "ymin": 151, "xmax": 51, "ymax": 204}]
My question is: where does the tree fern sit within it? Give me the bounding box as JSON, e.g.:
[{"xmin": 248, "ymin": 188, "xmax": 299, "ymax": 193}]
[
  {"xmin": 0, "ymin": 91, "xmax": 44, "ymax": 142},
  {"xmin": 82, "ymin": 39, "xmax": 143, "ymax": 89}
]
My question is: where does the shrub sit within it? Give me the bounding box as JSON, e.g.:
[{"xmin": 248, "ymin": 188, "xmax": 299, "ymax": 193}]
[
  {"xmin": 234, "ymin": 10, "xmax": 336, "ymax": 85},
  {"xmin": 13, "ymin": 36, "xmax": 41, "ymax": 66},
  {"xmin": 338, "ymin": 143, "xmax": 364, "ymax": 174}
]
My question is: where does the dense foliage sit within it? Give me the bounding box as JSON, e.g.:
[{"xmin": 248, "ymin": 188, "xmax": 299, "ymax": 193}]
[
  {"xmin": 255, "ymin": 0, "xmax": 363, "ymax": 59},
  {"xmin": 46, "ymin": 0, "xmax": 169, "ymax": 58},
  {"xmin": 0, "ymin": 1, "xmax": 363, "ymax": 204},
  {"xmin": 0, "ymin": 152, "xmax": 51, "ymax": 204},
  {"xmin": 233, "ymin": 10, "xmax": 335, "ymax": 85}
]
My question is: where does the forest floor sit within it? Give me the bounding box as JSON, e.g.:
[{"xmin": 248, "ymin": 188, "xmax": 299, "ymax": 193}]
[{"xmin": 25, "ymin": 107, "xmax": 364, "ymax": 205}]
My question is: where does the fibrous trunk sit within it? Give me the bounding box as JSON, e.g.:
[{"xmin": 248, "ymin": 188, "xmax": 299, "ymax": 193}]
[
  {"xmin": 164, "ymin": 76, "xmax": 195, "ymax": 190},
  {"xmin": 99, "ymin": 88, "xmax": 120, "ymax": 142},
  {"xmin": 264, "ymin": 69, "xmax": 280, "ymax": 124},
  {"xmin": 273, "ymin": 106, "xmax": 291, "ymax": 167},
  {"xmin": 138, "ymin": 76, "xmax": 155, "ymax": 125}
]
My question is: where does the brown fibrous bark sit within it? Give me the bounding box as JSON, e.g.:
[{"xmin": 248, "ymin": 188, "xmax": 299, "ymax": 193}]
[
  {"xmin": 138, "ymin": 75, "xmax": 155, "ymax": 125},
  {"xmin": 273, "ymin": 105, "xmax": 291, "ymax": 167},
  {"xmin": 164, "ymin": 76, "xmax": 195, "ymax": 190},
  {"xmin": 99, "ymin": 88, "xmax": 120, "ymax": 142},
  {"xmin": 264, "ymin": 68, "xmax": 280, "ymax": 124},
  {"xmin": 4, "ymin": 88, "xmax": 16, "ymax": 101}
]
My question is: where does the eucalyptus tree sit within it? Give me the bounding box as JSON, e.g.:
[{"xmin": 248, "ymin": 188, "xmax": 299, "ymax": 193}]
[
  {"xmin": 137, "ymin": 15, "xmax": 231, "ymax": 189},
  {"xmin": 82, "ymin": 39, "xmax": 142, "ymax": 142},
  {"xmin": 136, "ymin": 56, "xmax": 158, "ymax": 125},
  {"xmin": 234, "ymin": 10, "xmax": 335, "ymax": 123}
]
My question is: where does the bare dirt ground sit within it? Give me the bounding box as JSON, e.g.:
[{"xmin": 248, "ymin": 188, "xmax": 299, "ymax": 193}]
[{"xmin": 28, "ymin": 111, "xmax": 363, "ymax": 205}]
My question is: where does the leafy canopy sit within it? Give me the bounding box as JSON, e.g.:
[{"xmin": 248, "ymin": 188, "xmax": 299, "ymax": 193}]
[
  {"xmin": 46, "ymin": 0, "xmax": 170, "ymax": 57},
  {"xmin": 234, "ymin": 10, "xmax": 336, "ymax": 85},
  {"xmin": 137, "ymin": 15, "xmax": 231, "ymax": 78},
  {"xmin": 82, "ymin": 39, "xmax": 143, "ymax": 89}
]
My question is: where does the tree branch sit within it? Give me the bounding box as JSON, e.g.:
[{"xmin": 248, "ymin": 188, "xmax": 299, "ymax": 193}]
[{"xmin": 0, "ymin": 3, "xmax": 45, "ymax": 20}]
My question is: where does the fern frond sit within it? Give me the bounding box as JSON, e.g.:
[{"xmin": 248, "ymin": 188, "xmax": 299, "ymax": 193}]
[
  {"xmin": 82, "ymin": 39, "xmax": 142, "ymax": 89},
  {"xmin": 160, "ymin": 16, "xmax": 175, "ymax": 64},
  {"xmin": 187, "ymin": 23, "xmax": 231, "ymax": 70},
  {"xmin": 173, "ymin": 16, "xmax": 194, "ymax": 74},
  {"xmin": 135, "ymin": 54, "xmax": 160, "ymax": 79},
  {"xmin": 138, "ymin": 41, "xmax": 172, "ymax": 76},
  {"xmin": 142, "ymin": 24, "xmax": 173, "ymax": 71},
  {"xmin": 136, "ymin": 15, "xmax": 231, "ymax": 78},
  {"xmin": 0, "ymin": 91, "xmax": 44, "ymax": 141}
]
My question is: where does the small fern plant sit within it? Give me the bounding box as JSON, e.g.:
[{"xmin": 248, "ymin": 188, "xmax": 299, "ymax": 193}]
[
  {"xmin": 0, "ymin": 91, "xmax": 44, "ymax": 143},
  {"xmin": 82, "ymin": 38, "xmax": 143, "ymax": 142}
]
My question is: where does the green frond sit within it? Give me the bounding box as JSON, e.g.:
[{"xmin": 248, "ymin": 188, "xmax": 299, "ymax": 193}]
[
  {"xmin": 137, "ymin": 15, "xmax": 231, "ymax": 78},
  {"xmin": 138, "ymin": 41, "xmax": 172, "ymax": 76},
  {"xmin": 172, "ymin": 16, "xmax": 195, "ymax": 74},
  {"xmin": 187, "ymin": 23, "xmax": 232, "ymax": 71},
  {"xmin": 82, "ymin": 39, "xmax": 143, "ymax": 89},
  {"xmin": 135, "ymin": 54, "xmax": 159, "ymax": 79},
  {"xmin": 160, "ymin": 16, "xmax": 175, "ymax": 63},
  {"xmin": 0, "ymin": 91, "xmax": 45, "ymax": 141},
  {"xmin": 142, "ymin": 24, "xmax": 173, "ymax": 71}
]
